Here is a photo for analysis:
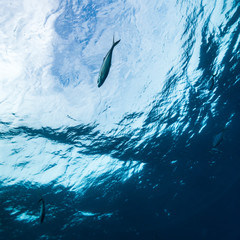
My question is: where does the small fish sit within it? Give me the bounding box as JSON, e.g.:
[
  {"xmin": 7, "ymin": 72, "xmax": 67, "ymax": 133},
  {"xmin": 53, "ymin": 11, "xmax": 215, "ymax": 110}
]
[
  {"xmin": 39, "ymin": 197, "xmax": 45, "ymax": 224},
  {"xmin": 212, "ymin": 130, "xmax": 224, "ymax": 148},
  {"xmin": 97, "ymin": 36, "xmax": 120, "ymax": 88},
  {"xmin": 208, "ymin": 73, "xmax": 217, "ymax": 90},
  {"xmin": 208, "ymin": 77, "xmax": 214, "ymax": 90}
]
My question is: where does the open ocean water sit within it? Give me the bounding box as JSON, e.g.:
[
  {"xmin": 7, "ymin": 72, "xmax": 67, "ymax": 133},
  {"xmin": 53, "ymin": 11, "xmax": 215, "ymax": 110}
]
[{"xmin": 0, "ymin": 0, "xmax": 240, "ymax": 239}]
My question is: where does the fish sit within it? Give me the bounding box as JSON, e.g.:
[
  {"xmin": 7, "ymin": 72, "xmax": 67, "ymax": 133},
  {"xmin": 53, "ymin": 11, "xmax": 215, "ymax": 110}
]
[
  {"xmin": 208, "ymin": 73, "xmax": 217, "ymax": 91},
  {"xmin": 212, "ymin": 130, "xmax": 224, "ymax": 148},
  {"xmin": 208, "ymin": 76, "xmax": 214, "ymax": 90},
  {"xmin": 38, "ymin": 197, "xmax": 45, "ymax": 224},
  {"xmin": 97, "ymin": 36, "xmax": 120, "ymax": 88}
]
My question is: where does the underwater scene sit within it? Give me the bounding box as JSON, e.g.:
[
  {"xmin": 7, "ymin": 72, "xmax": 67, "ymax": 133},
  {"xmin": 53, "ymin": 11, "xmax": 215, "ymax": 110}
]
[{"xmin": 0, "ymin": 0, "xmax": 240, "ymax": 239}]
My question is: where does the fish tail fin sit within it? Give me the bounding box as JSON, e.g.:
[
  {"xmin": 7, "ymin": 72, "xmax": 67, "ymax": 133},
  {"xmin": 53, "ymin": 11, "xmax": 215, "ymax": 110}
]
[
  {"xmin": 113, "ymin": 38, "xmax": 121, "ymax": 47},
  {"xmin": 113, "ymin": 34, "xmax": 120, "ymax": 47},
  {"xmin": 38, "ymin": 196, "xmax": 44, "ymax": 203}
]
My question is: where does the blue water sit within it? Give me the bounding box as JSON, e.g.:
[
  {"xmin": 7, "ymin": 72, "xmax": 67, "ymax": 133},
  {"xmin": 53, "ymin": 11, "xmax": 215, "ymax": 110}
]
[{"xmin": 0, "ymin": 0, "xmax": 240, "ymax": 239}]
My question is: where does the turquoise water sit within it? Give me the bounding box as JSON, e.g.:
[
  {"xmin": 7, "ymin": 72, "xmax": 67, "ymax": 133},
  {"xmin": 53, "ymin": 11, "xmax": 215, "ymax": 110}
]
[{"xmin": 0, "ymin": 0, "xmax": 240, "ymax": 239}]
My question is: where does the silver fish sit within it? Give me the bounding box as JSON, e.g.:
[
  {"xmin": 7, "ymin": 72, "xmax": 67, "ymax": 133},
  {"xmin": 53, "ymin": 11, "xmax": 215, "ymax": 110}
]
[
  {"xmin": 208, "ymin": 73, "xmax": 217, "ymax": 91},
  {"xmin": 97, "ymin": 37, "xmax": 120, "ymax": 88},
  {"xmin": 212, "ymin": 130, "xmax": 224, "ymax": 148},
  {"xmin": 39, "ymin": 197, "xmax": 45, "ymax": 224}
]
